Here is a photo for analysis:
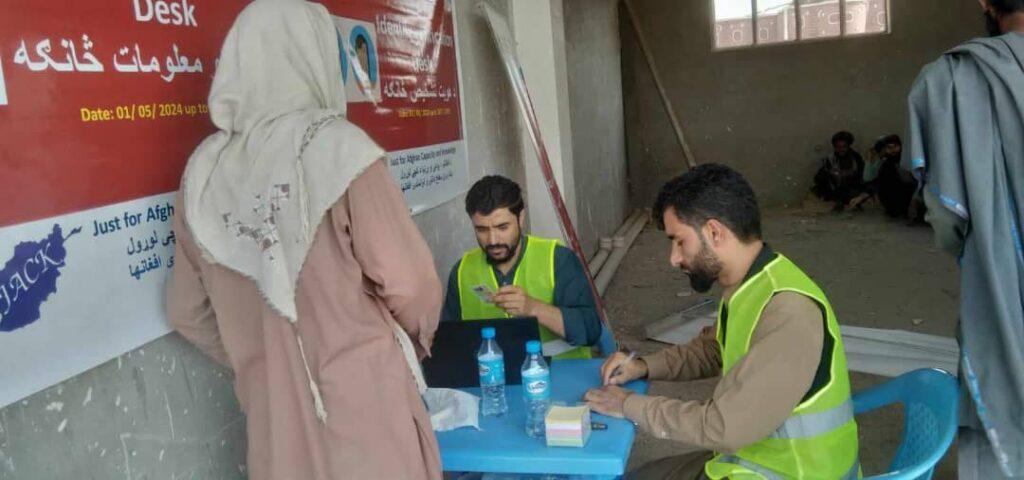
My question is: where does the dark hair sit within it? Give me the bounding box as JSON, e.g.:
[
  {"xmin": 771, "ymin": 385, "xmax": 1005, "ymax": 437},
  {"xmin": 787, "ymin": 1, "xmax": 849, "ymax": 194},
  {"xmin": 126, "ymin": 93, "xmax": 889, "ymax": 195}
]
[
  {"xmin": 831, "ymin": 131, "xmax": 855, "ymax": 146},
  {"xmin": 873, "ymin": 134, "xmax": 902, "ymax": 153},
  {"xmin": 652, "ymin": 164, "xmax": 762, "ymax": 242},
  {"xmin": 465, "ymin": 175, "xmax": 525, "ymax": 217},
  {"xmin": 990, "ymin": 0, "xmax": 1024, "ymax": 13},
  {"xmin": 355, "ymin": 35, "xmax": 368, "ymax": 49}
]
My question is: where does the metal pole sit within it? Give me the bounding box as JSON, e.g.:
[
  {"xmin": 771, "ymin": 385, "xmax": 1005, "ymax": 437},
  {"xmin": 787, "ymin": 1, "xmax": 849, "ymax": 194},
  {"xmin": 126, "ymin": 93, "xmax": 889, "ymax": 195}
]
[{"xmin": 480, "ymin": 3, "xmax": 612, "ymax": 346}]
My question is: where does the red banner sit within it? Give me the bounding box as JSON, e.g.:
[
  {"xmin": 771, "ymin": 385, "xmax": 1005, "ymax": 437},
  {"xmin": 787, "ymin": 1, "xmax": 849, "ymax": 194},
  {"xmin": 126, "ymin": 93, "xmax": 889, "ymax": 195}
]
[
  {"xmin": 0, "ymin": 0, "xmax": 466, "ymax": 409},
  {"xmin": 0, "ymin": 0, "xmax": 465, "ymax": 227}
]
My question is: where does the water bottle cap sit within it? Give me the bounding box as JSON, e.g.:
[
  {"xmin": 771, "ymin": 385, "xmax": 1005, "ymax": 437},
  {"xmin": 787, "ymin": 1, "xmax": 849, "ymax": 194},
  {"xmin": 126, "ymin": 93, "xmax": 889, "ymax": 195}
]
[
  {"xmin": 481, "ymin": 327, "xmax": 496, "ymax": 339},
  {"xmin": 525, "ymin": 340, "xmax": 541, "ymax": 354}
]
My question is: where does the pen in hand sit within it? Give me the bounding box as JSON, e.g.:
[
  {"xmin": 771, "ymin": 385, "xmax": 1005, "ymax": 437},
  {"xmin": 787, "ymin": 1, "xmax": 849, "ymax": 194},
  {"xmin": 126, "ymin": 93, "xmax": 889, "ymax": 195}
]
[{"xmin": 607, "ymin": 351, "xmax": 637, "ymax": 385}]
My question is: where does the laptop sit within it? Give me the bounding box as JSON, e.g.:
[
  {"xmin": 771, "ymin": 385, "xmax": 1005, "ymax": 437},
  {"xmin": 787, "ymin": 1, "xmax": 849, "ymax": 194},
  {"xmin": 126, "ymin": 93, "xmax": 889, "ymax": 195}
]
[{"xmin": 423, "ymin": 318, "xmax": 543, "ymax": 388}]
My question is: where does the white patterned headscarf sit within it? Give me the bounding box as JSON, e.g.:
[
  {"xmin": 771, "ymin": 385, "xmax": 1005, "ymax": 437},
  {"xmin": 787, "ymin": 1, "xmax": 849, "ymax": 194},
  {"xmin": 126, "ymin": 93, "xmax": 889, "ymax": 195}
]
[{"xmin": 180, "ymin": 0, "xmax": 385, "ymax": 423}]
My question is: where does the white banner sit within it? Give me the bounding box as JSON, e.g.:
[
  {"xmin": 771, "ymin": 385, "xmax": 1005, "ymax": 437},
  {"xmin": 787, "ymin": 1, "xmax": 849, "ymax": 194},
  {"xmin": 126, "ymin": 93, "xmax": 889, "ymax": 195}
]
[
  {"xmin": 391, "ymin": 140, "xmax": 468, "ymax": 214},
  {"xmin": 0, "ymin": 194, "xmax": 176, "ymax": 408}
]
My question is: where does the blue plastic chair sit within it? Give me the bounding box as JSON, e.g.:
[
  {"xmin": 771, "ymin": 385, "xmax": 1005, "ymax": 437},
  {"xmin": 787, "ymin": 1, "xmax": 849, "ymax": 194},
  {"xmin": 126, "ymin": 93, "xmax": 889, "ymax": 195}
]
[{"xmin": 852, "ymin": 368, "xmax": 959, "ymax": 480}]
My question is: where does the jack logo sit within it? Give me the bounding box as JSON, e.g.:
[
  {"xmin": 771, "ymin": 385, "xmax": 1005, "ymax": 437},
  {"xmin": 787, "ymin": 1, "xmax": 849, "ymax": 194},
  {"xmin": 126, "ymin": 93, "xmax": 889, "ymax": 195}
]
[{"xmin": 0, "ymin": 224, "xmax": 81, "ymax": 332}]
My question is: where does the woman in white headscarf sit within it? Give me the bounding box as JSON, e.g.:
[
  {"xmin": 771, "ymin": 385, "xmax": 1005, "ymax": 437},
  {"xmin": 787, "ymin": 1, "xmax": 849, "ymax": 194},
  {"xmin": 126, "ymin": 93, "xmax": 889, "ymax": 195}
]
[{"xmin": 166, "ymin": 1, "xmax": 442, "ymax": 478}]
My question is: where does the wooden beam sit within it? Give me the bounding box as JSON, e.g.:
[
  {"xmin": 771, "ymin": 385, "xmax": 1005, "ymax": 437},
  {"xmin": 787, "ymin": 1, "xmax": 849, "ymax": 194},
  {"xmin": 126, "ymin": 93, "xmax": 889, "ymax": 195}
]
[{"xmin": 622, "ymin": 0, "xmax": 698, "ymax": 169}]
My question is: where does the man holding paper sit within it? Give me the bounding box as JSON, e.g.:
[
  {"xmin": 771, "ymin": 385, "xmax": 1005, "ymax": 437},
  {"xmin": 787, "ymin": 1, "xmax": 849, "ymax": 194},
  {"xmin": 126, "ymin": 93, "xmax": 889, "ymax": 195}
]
[
  {"xmin": 440, "ymin": 175, "xmax": 601, "ymax": 359},
  {"xmin": 586, "ymin": 165, "xmax": 859, "ymax": 479}
]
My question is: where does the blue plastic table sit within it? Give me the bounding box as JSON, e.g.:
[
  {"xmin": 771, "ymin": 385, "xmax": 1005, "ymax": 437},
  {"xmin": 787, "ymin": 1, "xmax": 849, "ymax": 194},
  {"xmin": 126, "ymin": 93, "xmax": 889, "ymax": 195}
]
[{"xmin": 437, "ymin": 359, "xmax": 649, "ymax": 478}]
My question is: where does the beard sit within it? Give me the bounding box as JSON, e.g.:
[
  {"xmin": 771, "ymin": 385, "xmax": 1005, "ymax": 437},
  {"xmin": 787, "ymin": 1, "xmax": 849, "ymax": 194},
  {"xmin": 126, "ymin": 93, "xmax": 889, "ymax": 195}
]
[
  {"xmin": 484, "ymin": 235, "xmax": 521, "ymax": 265},
  {"xmin": 685, "ymin": 238, "xmax": 724, "ymax": 293},
  {"xmin": 985, "ymin": 11, "xmax": 1003, "ymax": 37}
]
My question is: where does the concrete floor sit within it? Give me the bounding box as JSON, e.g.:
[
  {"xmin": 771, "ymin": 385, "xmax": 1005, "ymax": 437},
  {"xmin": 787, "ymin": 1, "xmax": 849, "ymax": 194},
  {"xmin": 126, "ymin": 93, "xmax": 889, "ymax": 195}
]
[{"xmin": 602, "ymin": 203, "xmax": 961, "ymax": 478}]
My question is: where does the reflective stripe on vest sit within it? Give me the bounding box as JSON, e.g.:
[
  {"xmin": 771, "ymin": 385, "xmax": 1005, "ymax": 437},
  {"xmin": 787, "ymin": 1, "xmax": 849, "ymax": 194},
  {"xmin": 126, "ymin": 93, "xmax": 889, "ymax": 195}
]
[
  {"xmin": 769, "ymin": 399, "xmax": 855, "ymax": 440},
  {"xmin": 716, "ymin": 455, "xmax": 785, "ymax": 480},
  {"xmin": 716, "ymin": 455, "xmax": 860, "ymax": 480}
]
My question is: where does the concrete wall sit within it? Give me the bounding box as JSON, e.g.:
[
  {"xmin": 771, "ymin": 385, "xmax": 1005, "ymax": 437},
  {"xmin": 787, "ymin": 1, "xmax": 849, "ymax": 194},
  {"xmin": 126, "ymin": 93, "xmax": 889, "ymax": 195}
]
[
  {"xmin": 622, "ymin": 0, "xmax": 984, "ymax": 209},
  {"xmin": 0, "ymin": 1, "xmax": 523, "ymax": 478},
  {"xmin": 513, "ymin": 0, "xmax": 580, "ymax": 242},
  {"xmin": 565, "ymin": 0, "xmax": 629, "ymax": 255}
]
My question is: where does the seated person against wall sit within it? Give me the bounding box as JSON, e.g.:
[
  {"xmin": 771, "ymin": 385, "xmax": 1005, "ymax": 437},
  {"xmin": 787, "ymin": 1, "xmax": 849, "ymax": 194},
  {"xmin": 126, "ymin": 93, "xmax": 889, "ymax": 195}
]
[
  {"xmin": 851, "ymin": 135, "xmax": 890, "ymax": 210},
  {"xmin": 853, "ymin": 135, "xmax": 923, "ymax": 220},
  {"xmin": 440, "ymin": 175, "xmax": 602, "ymax": 359},
  {"xmin": 852, "ymin": 138, "xmax": 886, "ymax": 210},
  {"xmin": 812, "ymin": 131, "xmax": 865, "ymax": 212},
  {"xmin": 875, "ymin": 135, "xmax": 925, "ymax": 222}
]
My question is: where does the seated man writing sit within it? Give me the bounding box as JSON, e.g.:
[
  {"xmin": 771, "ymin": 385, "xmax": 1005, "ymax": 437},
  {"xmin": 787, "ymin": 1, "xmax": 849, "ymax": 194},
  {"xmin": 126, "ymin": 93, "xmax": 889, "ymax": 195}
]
[
  {"xmin": 440, "ymin": 175, "xmax": 601, "ymax": 359},
  {"xmin": 587, "ymin": 165, "xmax": 859, "ymax": 479}
]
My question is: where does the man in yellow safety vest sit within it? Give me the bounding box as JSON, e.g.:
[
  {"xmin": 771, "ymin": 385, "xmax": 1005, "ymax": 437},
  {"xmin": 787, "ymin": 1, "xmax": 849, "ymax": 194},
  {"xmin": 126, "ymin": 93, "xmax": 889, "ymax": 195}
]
[
  {"xmin": 587, "ymin": 164, "xmax": 859, "ymax": 479},
  {"xmin": 440, "ymin": 175, "xmax": 601, "ymax": 360}
]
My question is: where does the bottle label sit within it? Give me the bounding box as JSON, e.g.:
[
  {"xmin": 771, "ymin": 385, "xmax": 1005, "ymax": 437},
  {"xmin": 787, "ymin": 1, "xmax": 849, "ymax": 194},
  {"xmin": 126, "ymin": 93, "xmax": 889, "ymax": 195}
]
[
  {"xmin": 479, "ymin": 357, "xmax": 505, "ymax": 386},
  {"xmin": 523, "ymin": 371, "xmax": 551, "ymax": 401}
]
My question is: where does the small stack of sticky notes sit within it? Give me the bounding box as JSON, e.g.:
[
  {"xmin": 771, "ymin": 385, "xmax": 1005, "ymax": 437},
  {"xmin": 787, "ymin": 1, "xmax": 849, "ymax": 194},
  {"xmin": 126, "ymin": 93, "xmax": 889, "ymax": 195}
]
[{"xmin": 545, "ymin": 405, "xmax": 592, "ymax": 448}]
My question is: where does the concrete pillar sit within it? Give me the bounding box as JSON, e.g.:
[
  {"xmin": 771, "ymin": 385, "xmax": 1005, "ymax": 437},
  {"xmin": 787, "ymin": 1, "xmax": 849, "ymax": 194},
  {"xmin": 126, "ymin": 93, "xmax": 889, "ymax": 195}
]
[{"xmin": 511, "ymin": 0, "xmax": 577, "ymax": 241}]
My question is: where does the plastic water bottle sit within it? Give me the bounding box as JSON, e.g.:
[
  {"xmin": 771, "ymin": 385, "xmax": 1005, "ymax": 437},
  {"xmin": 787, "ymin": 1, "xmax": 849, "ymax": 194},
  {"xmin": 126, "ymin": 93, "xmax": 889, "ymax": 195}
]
[
  {"xmin": 478, "ymin": 327, "xmax": 508, "ymax": 417},
  {"xmin": 521, "ymin": 340, "xmax": 551, "ymax": 438}
]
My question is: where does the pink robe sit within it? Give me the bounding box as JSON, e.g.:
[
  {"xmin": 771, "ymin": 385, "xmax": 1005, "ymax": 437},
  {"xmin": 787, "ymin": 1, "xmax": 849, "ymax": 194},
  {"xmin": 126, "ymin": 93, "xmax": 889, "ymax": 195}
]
[{"xmin": 167, "ymin": 160, "xmax": 443, "ymax": 479}]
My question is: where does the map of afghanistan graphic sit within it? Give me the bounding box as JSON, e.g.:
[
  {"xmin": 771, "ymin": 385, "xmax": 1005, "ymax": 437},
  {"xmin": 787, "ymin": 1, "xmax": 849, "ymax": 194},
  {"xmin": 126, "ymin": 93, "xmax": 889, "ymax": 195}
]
[{"xmin": 0, "ymin": 224, "xmax": 80, "ymax": 332}]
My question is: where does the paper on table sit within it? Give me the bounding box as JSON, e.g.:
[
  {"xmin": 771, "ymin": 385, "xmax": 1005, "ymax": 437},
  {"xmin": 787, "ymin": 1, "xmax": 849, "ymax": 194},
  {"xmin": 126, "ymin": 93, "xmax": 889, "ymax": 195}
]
[
  {"xmin": 547, "ymin": 404, "xmax": 589, "ymax": 421},
  {"xmin": 542, "ymin": 339, "xmax": 576, "ymax": 357},
  {"xmin": 422, "ymin": 388, "xmax": 480, "ymax": 432},
  {"xmin": 545, "ymin": 404, "xmax": 592, "ymax": 448}
]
